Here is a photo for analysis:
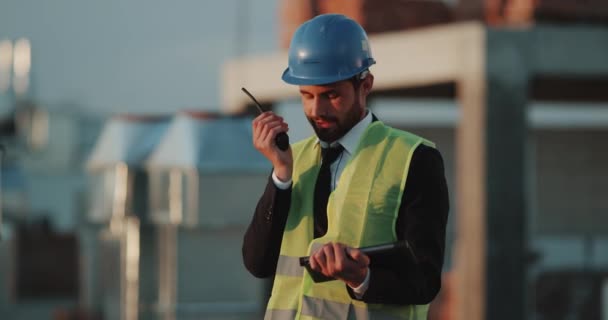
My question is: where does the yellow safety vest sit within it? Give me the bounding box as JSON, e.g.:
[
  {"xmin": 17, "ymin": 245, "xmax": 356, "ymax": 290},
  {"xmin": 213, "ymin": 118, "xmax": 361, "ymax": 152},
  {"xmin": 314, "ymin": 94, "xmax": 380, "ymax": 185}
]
[{"xmin": 265, "ymin": 121, "xmax": 434, "ymax": 320}]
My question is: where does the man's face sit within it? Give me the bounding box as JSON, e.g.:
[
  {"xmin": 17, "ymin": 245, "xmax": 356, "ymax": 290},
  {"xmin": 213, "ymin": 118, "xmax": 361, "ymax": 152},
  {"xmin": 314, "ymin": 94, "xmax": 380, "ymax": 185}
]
[{"xmin": 299, "ymin": 75, "xmax": 373, "ymax": 143}]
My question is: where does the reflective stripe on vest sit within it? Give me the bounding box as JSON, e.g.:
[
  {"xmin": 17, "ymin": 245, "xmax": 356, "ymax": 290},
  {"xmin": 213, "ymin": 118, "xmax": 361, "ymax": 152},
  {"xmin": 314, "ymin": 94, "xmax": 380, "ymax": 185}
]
[
  {"xmin": 266, "ymin": 122, "xmax": 434, "ymax": 320},
  {"xmin": 301, "ymin": 295, "xmax": 403, "ymax": 320},
  {"xmin": 264, "ymin": 309, "xmax": 296, "ymax": 320},
  {"xmin": 301, "ymin": 295, "xmax": 426, "ymax": 320},
  {"xmin": 265, "ymin": 297, "xmax": 412, "ymax": 320},
  {"xmin": 276, "ymin": 255, "xmax": 305, "ymax": 277}
]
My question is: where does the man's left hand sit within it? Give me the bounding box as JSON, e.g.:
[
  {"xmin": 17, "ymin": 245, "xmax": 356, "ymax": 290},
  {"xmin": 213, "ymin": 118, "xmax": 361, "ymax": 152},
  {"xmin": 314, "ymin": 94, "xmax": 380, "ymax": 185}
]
[{"xmin": 309, "ymin": 242, "xmax": 370, "ymax": 288}]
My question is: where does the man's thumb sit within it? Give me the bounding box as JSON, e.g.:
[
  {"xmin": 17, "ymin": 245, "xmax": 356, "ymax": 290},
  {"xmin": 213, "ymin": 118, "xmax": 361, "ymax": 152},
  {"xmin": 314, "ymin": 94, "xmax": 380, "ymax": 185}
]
[{"xmin": 347, "ymin": 247, "xmax": 370, "ymax": 266}]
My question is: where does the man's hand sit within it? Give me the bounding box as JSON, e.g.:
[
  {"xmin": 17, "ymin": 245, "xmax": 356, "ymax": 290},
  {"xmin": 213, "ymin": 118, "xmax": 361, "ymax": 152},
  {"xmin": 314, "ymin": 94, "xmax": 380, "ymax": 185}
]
[
  {"xmin": 252, "ymin": 112, "xmax": 292, "ymax": 181},
  {"xmin": 309, "ymin": 242, "xmax": 370, "ymax": 288}
]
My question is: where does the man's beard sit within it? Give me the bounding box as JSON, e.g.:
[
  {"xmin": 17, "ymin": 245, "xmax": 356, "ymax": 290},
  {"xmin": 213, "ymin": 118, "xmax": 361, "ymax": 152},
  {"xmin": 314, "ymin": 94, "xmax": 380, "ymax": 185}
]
[{"xmin": 307, "ymin": 102, "xmax": 363, "ymax": 143}]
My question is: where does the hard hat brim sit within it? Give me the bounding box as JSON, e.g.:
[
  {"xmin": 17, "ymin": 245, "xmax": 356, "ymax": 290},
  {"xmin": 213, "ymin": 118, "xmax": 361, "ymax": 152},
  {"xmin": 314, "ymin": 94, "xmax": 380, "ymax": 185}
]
[{"xmin": 281, "ymin": 62, "xmax": 375, "ymax": 86}]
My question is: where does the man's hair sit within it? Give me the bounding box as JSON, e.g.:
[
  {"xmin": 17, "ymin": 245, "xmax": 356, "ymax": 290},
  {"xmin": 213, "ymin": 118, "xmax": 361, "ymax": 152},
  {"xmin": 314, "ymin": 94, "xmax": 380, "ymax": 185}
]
[{"xmin": 350, "ymin": 70, "xmax": 370, "ymax": 92}]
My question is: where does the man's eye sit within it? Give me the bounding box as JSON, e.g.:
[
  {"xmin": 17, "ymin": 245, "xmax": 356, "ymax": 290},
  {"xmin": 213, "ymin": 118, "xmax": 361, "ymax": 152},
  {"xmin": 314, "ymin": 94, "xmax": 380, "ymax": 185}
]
[{"xmin": 327, "ymin": 92, "xmax": 339, "ymax": 99}]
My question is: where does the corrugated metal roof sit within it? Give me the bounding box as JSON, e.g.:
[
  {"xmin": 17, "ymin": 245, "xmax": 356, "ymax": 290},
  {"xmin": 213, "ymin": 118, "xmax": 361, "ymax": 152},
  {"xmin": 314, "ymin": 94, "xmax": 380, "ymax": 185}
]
[
  {"xmin": 86, "ymin": 115, "xmax": 170, "ymax": 171},
  {"xmin": 146, "ymin": 112, "xmax": 270, "ymax": 172}
]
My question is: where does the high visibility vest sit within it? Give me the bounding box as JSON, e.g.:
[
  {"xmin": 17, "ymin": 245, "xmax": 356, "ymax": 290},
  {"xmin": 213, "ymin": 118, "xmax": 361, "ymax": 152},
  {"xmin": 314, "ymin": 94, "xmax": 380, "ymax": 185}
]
[{"xmin": 265, "ymin": 122, "xmax": 435, "ymax": 320}]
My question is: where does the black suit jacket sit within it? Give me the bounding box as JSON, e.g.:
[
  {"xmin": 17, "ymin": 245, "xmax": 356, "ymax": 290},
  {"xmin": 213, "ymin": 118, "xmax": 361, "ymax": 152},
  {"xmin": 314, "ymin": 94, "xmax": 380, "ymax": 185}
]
[{"xmin": 242, "ymin": 140, "xmax": 449, "ymax": 305}]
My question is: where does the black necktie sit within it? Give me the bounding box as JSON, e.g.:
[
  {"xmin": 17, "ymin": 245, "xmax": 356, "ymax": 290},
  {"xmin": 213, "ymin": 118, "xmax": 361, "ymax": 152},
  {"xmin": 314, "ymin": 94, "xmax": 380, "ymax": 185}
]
[{"xmin": 313, "ymin": 144, "xmax": 344, "ymax": 238}]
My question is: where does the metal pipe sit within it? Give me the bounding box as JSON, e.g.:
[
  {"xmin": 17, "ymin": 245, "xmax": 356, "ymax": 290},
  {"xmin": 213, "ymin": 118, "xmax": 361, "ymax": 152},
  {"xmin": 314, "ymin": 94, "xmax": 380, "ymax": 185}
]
[
  {"xmin": 0, "ymin": 144, "xmax": 5, "ymax": 240},
  {"xmin": 158, "ymin": 224, "xmax": 177, "ymax": 320},
  {"xmin": 123, "ymin": 216, "xmax": 140, "ymax": 320}
]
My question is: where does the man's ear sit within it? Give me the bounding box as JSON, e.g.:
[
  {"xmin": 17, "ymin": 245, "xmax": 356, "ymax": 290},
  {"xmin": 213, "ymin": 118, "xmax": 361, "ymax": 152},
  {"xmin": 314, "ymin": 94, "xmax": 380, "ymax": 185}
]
[{"xmin": 362, "ymin": 73, "xmax": 374, "ymax": 96}]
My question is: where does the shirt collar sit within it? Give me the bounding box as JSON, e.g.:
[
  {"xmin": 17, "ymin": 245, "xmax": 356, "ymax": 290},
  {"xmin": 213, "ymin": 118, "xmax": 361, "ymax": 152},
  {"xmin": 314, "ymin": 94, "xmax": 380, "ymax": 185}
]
[{"xmin": 318, "ymin": 110, "xmax": 373, "ymax": 156}]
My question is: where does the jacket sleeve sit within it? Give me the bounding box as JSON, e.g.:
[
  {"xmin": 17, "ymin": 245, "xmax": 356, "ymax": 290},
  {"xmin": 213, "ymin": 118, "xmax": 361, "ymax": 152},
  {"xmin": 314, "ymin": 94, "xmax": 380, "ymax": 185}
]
[
  {"xmin": 347, "ymin": 145, "xmax": 450, "ymax": 305},
  {"xmin": 242, "ymin": 173, "xmax": 292, "ymax": 278}
]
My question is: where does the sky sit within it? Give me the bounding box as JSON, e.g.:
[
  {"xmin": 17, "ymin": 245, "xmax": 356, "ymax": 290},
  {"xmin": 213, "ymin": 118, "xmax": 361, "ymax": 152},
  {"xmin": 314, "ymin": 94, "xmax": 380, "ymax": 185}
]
[{"xmin": 0, "ymin": 0, "xmax": 279, "ymax": 115}]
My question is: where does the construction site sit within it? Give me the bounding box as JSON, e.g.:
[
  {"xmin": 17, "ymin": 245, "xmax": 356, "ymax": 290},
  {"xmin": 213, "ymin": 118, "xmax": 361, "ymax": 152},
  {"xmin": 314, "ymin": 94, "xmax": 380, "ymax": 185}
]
[{"xmin": 0, "ymin": 0, "xmax": 607, "ymax": 319}]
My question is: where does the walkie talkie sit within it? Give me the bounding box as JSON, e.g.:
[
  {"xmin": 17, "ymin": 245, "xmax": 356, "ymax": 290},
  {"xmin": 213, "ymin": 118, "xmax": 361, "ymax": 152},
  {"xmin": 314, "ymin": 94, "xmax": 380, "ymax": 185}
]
[{"xmin": 241, "ymin": 87, "xmax": 290, "ymax": 151}]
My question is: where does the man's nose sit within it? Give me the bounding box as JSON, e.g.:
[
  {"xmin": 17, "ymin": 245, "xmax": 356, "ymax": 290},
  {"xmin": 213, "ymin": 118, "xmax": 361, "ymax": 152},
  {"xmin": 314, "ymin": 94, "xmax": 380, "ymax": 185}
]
[{"xmin": 310, "ymin": 97, "xmax": 327, "ymax": 118}]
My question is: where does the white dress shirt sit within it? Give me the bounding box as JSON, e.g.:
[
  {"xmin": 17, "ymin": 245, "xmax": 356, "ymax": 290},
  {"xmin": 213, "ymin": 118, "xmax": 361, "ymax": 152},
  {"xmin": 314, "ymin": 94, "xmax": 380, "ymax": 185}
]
[{"xmin": 272, "ymin": 110, "xmax": 373, "ymax": 297}]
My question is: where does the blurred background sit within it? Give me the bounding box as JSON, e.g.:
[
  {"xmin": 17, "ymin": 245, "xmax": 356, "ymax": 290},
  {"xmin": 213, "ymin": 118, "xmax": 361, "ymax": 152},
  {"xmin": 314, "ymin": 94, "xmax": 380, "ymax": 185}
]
[{"xmin": 0, "ymin": 0, "xmax": 607, "ymax": 319}]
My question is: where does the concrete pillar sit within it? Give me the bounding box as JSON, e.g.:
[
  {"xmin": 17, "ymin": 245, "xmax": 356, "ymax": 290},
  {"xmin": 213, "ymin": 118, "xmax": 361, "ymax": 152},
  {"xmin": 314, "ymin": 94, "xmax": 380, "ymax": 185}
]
[
  {"xmin": 455, "ymin": 26, "xmax": 529, "ymax": 320},
  {"xmin": 484, "ymin": 29, "xmax": 530, "ymax": 320}
]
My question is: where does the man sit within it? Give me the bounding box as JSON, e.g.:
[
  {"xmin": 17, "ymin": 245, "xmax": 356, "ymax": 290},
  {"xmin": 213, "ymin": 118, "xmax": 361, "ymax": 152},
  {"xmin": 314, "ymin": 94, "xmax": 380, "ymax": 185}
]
[{"xmin": 242, "ymin": 14, "xmax": 449, "ymax": 319}]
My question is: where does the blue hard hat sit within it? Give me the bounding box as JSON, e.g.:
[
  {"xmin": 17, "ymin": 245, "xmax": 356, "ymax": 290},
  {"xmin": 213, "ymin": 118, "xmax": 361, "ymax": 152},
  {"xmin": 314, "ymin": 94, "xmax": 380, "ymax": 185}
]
[{"xmin": 282, "ymin": 14, "xmax": 376, "ymax": 85}]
